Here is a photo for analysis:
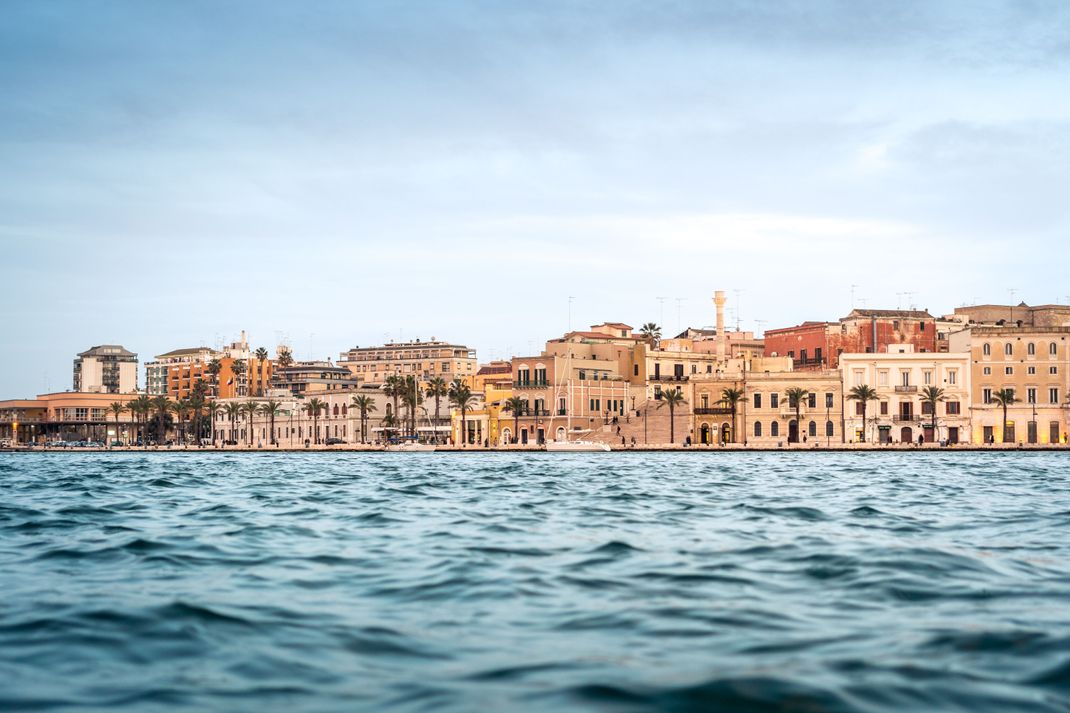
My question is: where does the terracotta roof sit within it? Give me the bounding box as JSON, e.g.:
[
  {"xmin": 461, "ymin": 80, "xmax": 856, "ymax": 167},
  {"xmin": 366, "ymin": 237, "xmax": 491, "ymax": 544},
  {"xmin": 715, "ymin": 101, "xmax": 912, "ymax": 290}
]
[
  {"xmin": 594, "ymin": 322, "xmax": 633, "ymax": 330},
  {"xmin": 477, "ymin": 364, "xmax": 512, "ymax": 375}
]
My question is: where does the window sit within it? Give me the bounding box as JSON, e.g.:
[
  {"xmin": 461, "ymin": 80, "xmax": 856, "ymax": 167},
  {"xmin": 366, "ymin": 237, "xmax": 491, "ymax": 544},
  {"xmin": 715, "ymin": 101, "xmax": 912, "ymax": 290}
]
[
  {"xmin": 1051, "ymin": 366, "xmax": 1058, "ymax": 375},
  {"xmin": 808, "ymin": 393, "xmax": 816, "ymax": 408},
  {"xmin": 981, "ymin": 366, "xmax": 992, "ymax": 375},
  {"xmin": 825, "ymin": 421, "xmax": 834, "ymax": 437},
  {"xmin": 1028, "ymin": 343, "xmax": 1036, "ymax": 356},
  {"xmin": 800, "ymin": 349, "xmax": 808, "ymax": 362},
  {"xmin": 770, "ymin": 421, "xmax": 779, "ymax": 437},
  {"xmin": 808, "ymin": 421, "xmax": 817, "ymax": 437},
  {"xmin": 1028, "ymin": 366, "xmax": 1036, "ymax": 375},
  {"xmin": 948, "ymin": 370, "xmax": 957, "ymax": 385},
  {"xmin": 578, "ymin": 370, "xmax": 586, "ymax": 380},
  {"xmin": 1005, "ymin": 366, "xmax": 1013, "ymax": 375},
  {"xmin": 825, "ymin": 392, "xmax": 834, "ymax": 408},
  {"xmin": 770, "ymin": 393, "xmax": 779, "ymax": 408},
  {"xmin": 1005, "ymin": 343, "xmax": 1013, "ymax": 356},
  {"xmin": 754, "ymin": 422, "xmax": 763, "ymax": 437},
  {"xmin": 853, "ymin": 369, "xmax": 864, "ymax": 386},
  {"xmin": 754, "ymin": 393, "xmax": 762, "ymax": 408},
  {"xmin": 1027, "ymin": 388, "xmax": 1037, "ymax": 404},
  {"xmin": 815, "ymin": 348, "xmax": 823, "ymax": 363},
  {"xmin": 923, "ymin": 370, "xmax": 932, "ymax": 385},
  {"xmin": 1051, "ymin": 388, "xmax": 1060, "ymax": 404},
  {"xmin": 901, "ymin": 371, "xmax": 911, "ymax": 387},
  {"xmin": 921, "ymin": 401, "xmax": 932, "ymax": 415},
  {"xmin": 1051, "ymin": 342, "xmax": 1058, "ymax": 356},
  {"xmin": 633, "ymin": 364, "xmax": 639, "ymax": 377},
  {"xmin": 878, "ymin": 371, "xmax": 888, "ymax": 386},
  {"xmin": 982, "ymin": 343, "xmax": 991, "ymax": 356},
  {"xmin": 983, "ymin": 388, "xmax": 992, "ymax": 404},
  {"xmin": 880, "ymin": 401, "xmax": 888, "ymax": 415},
  {"xmin": 855, "ymin": 402, "xmax": 865, "ymax": 416},
  {"xmin": 893, "ymin": 320, "xmax": 900, "ymax": 330},
  {"xmin": 788, "ymin": 350, "xmax": 795, "ymax": 359},
  {"xmin": 946, "ymin": 401, "xmax": 960, "ymax": 415}
]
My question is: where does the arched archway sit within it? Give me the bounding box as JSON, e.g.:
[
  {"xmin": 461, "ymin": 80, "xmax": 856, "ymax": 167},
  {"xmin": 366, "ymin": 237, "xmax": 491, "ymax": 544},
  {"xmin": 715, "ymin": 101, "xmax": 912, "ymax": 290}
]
[
  {"xmin": 501, "ymin": 428, "xmax": 511, "ymax": 445},
  {"xmin": 788, "ymin": 419, "xmax": 799, "ymax": 443},
  {"xmin": 699, "ymin": 423, "xmax": 710, "ymax": 444},
  {"xmin": 720, "ymin": 423, "xmax": 731, "ymax": 444},
  {"xmin": 900, "ymin": 426, "xmax": 913, "ymax": 443},
  {"xmin": 556, "ymin": 427, "xmax": 566, "ymax": 442}
]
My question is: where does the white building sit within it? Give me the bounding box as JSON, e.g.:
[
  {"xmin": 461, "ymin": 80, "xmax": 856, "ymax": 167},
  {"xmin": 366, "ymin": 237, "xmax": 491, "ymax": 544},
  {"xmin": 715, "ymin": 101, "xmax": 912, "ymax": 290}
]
[
  {"xmin": 73, "ymin": 345, "xmax": 138, "ymax": 394},
  {"xmin": 841, "ymin": 346, "xmax": 971, "ymax": 444}
]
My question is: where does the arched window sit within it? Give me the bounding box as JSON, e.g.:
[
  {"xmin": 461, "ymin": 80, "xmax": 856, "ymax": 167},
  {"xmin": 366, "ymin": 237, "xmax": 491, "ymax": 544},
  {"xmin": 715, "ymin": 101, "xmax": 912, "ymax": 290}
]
[
  {"xmin": 341, "ymin": 404, "xmax": 348, "ymax": 416},
  {"xmin": 826, "ymin": 420, "xmax": 834, "ymax": 437},
  {"xmin": 771, "ymin": 421, "xmax": 780, "ymax": 437},
  {"xmin": 1027, "ymin": 343, "xmax": 1035, "ymax": 356},
  {"xmin": 333, "ymin": 404, "xmax": 339, "ymax": 416},
  {"xmin": 808, "ymin": 420, "xmax": 817, "ymax": 437},
  {"xmin": 1005, "ymin": 343, "xmax": 1013, "ymax": 356},
  {"xmin": 1051, "ymin": 342, "xmax": 1058, "ymax": 356},
  {"xmin": 983, "ymin": 343, "xmax": 991, "ymax": 356},
  {"xmin": 754, "ymin": 422, "xmax": 763, "ymax": 437}
]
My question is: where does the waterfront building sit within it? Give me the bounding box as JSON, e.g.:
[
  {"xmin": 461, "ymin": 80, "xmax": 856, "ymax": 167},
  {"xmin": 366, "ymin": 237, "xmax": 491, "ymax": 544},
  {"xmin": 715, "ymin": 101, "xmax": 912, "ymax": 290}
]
[
  {"xmin": 145, "ymin": 332, "xmax": 276, "ymax": 400},
  {"xmin": 73, "ymin": 345, "xmax": 138, "ymax": 393},
  {"xmin": 145, "ymin": 346, "xmax": 219, "ymax": 398},
  {"xmin": 0, "ymin": 391, "xmax": 141, "ymax": 444},
  {"xmin": 740, "ymin": 368, "xmax": 844, "ymax": 447},
  {"xmin": 765, "ymin": 309, "xmax": 937, "ymax": 370},
  {"xmin": 338, "ymin": 338, "xmax": 478, "ymax": 385},
  {"xmin": 840, "ymin": 348, "xmax": 971, "ymax": 444},
  {"xmin": 949, "ymin": 325, "xmax": 1070, "ymax": 444},
  {"xmin": 271, "ymin": 361, "xmax": 361, "ymax": 397}
]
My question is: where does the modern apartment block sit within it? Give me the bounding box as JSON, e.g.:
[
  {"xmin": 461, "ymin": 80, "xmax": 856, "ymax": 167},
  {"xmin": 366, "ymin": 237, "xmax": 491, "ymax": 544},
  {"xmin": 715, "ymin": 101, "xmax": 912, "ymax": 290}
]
[
  {"xmin": 338, "ymin": 338, "xmax": 477, "ymax": 384},
  {"xmin": 144, "ymin": 347, "xmax": 219, "ymax": 398},
  {"xmin": 949, "ymin": 325, "xmax": 1070, "ymax": 444},
  {"xmin": 72, "ymin": 345, "xmax": 138, "ymax": 394}
]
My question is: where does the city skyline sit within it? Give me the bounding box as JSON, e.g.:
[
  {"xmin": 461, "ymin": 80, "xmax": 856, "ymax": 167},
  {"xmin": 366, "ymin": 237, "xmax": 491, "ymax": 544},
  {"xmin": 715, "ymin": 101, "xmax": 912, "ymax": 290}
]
[{"xmin": 3, "ymin": 2, "xmax": 1070, "ymax": 396}]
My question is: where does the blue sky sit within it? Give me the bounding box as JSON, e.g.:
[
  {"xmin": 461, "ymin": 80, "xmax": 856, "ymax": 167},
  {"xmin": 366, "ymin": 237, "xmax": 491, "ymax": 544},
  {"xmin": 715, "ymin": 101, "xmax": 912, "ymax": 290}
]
[{"xmin": 2, "ymin": 1, "xmax": 1069, "ymax": 396}]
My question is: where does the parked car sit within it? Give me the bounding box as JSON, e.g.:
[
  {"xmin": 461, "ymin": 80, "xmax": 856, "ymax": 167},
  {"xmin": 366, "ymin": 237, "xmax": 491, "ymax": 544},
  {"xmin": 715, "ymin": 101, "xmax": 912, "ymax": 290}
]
[{"xmin": 324, "ymin": 437, "xmax": 346, "ymax": 445}]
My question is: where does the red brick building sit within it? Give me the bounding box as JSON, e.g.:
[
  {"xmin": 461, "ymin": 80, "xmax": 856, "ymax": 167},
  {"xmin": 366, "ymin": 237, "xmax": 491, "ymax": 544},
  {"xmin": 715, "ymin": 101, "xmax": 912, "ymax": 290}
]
[{"xmin": 764, "ymin": 309, "xmax": 937, "ymax": 370}]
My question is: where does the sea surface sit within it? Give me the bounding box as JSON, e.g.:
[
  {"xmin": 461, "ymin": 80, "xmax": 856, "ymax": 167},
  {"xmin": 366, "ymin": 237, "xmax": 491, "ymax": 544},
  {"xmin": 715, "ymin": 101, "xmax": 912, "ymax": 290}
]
[{"xmin": 1, "ymin": 452, "xmax": 1069, "ymax": 713}]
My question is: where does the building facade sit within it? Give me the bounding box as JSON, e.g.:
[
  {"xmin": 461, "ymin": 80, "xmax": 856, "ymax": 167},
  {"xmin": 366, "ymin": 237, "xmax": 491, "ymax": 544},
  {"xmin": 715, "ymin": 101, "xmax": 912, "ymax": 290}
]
[
  {"xmin": 0, "ymin": 392, "xmax": 142, "ymax": 444},
  {"xmin": 339, "ymin": 338, "xmax": 478, "ymax": 385},
  {"xmin": 949, "ymin": 326, "xmax": 1069, "ymax": 444},
  {"xmin": 840, "ymin": 348, "xmax": 972, "ymax": 445},
  {"xmin": 73, "ymin": 345, "xmax": 138, "ymax": 394}
]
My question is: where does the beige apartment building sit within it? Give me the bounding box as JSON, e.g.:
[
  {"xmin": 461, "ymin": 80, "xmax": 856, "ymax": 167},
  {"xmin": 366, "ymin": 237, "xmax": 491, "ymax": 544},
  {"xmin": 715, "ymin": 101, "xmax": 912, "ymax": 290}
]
[
  {"xmin": 949, "ymin": 326, "xmax": 1070, "ymax": 444},
  {"xmin": 840, "ymin": 348, "xmax": 971, "ymax": 445},
  {"xmin": 734, "ymin": 367, "xmax": 842, "ymax": 447},
  {"xmin": 338, "ymin": 338, "xmax": 477, "ymax": 385},
  {"xmin": 73, "ymin": 345, "xmax": 138, "ymax": 394}
]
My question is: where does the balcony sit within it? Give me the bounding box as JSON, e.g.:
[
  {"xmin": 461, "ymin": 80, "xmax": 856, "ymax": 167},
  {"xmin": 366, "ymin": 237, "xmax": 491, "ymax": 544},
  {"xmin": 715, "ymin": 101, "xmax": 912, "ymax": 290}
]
[
  {"xmin": 894, "ymin": 385, "xmax": 917, "ymax": 393},
  {"xmin": 514, "ymin": 381, "xmax": 550, "ymax": 388},
  {"xmin": 649, "ymin": 374, "xmax": 689, "ymax": 382},
  {"xmin": 694, "ymin": 407, "xmax": 734, "ymax": 415},
  {"xmin": 892, "ymin": 415, "xmax": 919, "ymax": 423}
]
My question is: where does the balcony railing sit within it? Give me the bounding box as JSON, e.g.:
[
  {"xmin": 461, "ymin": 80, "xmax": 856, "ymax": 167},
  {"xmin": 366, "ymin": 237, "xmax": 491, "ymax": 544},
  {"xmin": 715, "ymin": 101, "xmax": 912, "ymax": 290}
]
[
  {"xmin": 649, "ymin": 374, "xmax": 689, "ymax": 382},
  {"xmin": 694, "ymin": 407, "xmax": 734, "ymax": 415},
  {"xmin": 514, "ymin": 381, "xmax": 550, "ymax": 388},
  {"xmin": 892, "ymin": 415, "xmax": 919, "ymax": 423},
  {"xmin": 894, "ymin": 385, "xmax": 917, "ymax": 393}
]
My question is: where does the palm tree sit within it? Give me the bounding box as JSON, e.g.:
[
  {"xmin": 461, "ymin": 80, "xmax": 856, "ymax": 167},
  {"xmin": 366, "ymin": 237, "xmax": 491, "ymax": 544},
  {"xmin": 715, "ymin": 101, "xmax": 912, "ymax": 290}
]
[
  {"xmin": 847, "ymin": 385, "xmax": 879, "ymax": 443},
  {"xmin": 276, "ymin": 346, "xmax": 294, "ymax": 368},
  {"xmin": 920, "ymin": 386, "xmax": 946, "ymax": 442},
  {"xmin": 223, "ymin": 402, "xmax": 242, "ymax": 445},
  {"xmin": 304, "ymin": 397, "xmax": 327, "ymax": 444},
  {"xmin": 381, "ymin": 412, "xmax": 398, "ymax": 442},
  {"xmin": 206, "ymin": 358, "xmax": 223, "ymax": 398},
  {"xmin": 241, "ymin": 401, "xmax": 261, "ymax": 446},
  {"xmin": 107, "ymin": 401, "xmax": 126, "ymax": 447},
  {"xmin": 448, "ymin": 378, "xmax": 475, "ymax": 446},
  {"xmin": 721, "ymin": 387, "xmax": 744, "ymax": 443},
  {"xmin": 150, "ymin": 396, "xmax": 172, "ymax": 445},
  {"xmin": 639, "ymin": 322, "xmax": 662, "ymax": 348},
  {"xmin": 991, "ymin": 388, "xmax": 1019, "ymax": 443},
  {"xmin": 171, "ymin": 399, "xmax": 192, "ymax": 446},
  {"xmin": 350, "ymin": 395, "xmax": 377, "ymax": 444},
  {"xmin": 425, "ymin": 377, "xmax": 448, "ymax": 444},
  {"xmin": 187, "ymin": 391, "xmax": 206, "ymax": 446},
  {"xmin": 254, "ymin": 348, "xmax": 269, "ymax": 395},
  {"xmin": 130, "ymin": 395, "xmax": 152, "ymax": 448},
  {"xmin": 230, "ymin": 359, "xmax": 247, "ymax": 397},
  {"xmin": 656, "ymin": 387, "xmax": 687, "ymax": 444},
  {"xmin": 384, "ymin": 375, "xmax": 404, "ymax": 436},
  {"xmin": 401, "ymin": 375, "xmax": 422, "ymax": 439},
  {"xmin": 503, "ymin": 396, "xmax": 527, "ymax": 444},
  {"xmin": 259, "ymin": 400, "xmax": 283, "ymax": 445},
  {"xmin": 785, "ymin": 387, "xmax": 810, "ymax": 443}
]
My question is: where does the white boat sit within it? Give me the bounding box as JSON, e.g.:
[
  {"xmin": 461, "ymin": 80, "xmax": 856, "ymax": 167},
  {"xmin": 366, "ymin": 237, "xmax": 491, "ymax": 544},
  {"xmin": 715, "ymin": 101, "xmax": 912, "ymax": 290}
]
[
  {"xmin": 385, "ymin": 442, "xmax": 436, "ymax": 452},
  {"xmin": 545, "ymin": 439, "xmax": 611, "ymax": 452}
]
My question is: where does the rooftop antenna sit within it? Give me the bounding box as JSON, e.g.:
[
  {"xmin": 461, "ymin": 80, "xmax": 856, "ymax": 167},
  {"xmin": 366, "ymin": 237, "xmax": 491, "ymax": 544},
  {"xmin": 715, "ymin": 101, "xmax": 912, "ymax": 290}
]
[
  {"xmin": 903, "ymin": 291, "xmax": 917, "ymax": 310},
  {"xmin": 675, "ymin": 297, "xmax": 685, "ymax": 334},
  {"xmin": 851, "ymin": 284, "xmax": 859, "ymax": 309},
  {"xmin": 657, "ymin": 297, "xmax": 666, "ymax": 329},
  {"xmin": 754, "ymin": 319, "xmax": 767, "ymax": 337},
  {"xmin": 568, "ymin": 296, "xmax": 575, "ymax": 332},
  {"xmin": 858, "ymin": 297, "xmax": 868, "ymax": 309},
  {"xmin": 733, "ymin": 288, "xmax": 743, "ymax": 331}
]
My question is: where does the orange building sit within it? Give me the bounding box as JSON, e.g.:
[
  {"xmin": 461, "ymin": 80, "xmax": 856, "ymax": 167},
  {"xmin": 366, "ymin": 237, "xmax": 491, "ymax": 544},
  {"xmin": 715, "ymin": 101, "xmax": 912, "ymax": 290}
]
[{"xmin": 0, "ymin": 391, "xmax": 142, "ymax": 444}]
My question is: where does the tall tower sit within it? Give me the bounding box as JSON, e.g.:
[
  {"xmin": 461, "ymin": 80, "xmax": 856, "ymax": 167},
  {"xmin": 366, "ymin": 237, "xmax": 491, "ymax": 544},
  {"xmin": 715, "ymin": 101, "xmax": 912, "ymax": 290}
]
[{"xmin": 714, "ymin": 291, "xmax": 727, "ymax": 360}]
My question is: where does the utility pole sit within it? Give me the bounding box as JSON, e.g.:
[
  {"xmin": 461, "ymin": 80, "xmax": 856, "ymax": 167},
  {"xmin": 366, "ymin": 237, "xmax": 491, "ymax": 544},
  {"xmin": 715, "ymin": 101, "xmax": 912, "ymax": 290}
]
[{"xmin": 733, "ymin": 289, "xmax": 743, "ymax": 331}]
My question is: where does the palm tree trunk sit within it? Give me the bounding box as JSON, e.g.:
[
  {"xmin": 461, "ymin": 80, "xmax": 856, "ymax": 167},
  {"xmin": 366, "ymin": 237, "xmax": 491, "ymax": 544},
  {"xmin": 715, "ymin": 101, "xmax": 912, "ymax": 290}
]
[
  {"xmin": 434, "ymin": 396, "xmax": 441, "ymax": 444},
  {"xmin": 669, "ymin": 406, "xmax": 675, "ymax": 444}
]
